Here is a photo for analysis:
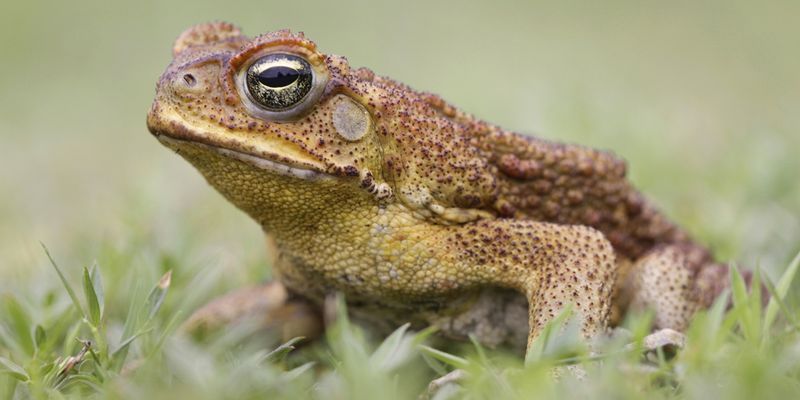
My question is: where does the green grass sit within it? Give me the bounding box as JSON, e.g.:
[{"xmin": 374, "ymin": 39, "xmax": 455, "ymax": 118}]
[
  {"xmin": 1, "ymin": 247, "xmax": 799, "ymax": 399},
  {"xmin": 2, "ymin": 0, "xmax": 800, "ymax": 398}
]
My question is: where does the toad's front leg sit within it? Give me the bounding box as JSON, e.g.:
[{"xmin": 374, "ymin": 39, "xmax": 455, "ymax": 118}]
[{"xmin": 438, "ymin": 220, "xmax": 618, "ymax": 349}]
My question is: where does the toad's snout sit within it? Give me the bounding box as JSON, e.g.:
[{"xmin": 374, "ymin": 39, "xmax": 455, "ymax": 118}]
[{"xmin": 146, "ymin": 63, "xmax": 215, "ymax": 138}]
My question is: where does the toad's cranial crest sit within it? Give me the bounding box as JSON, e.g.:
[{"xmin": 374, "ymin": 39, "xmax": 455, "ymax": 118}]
[{"xmin": 148, "ymin": 22, "xmax": 736, "ymax": 352}]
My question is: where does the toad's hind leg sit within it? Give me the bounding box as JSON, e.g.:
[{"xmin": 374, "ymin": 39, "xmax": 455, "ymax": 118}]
[
  {"xmin": 181, "ymin": 281, "xmax": 323, "ymax": 341},
  {"xmin": 623, "ymin": 244, "xmax": 728, "ymax": 331},
  {"xmin": 446, "ymin": 220, "xmax": 618, "ymax": 349}
]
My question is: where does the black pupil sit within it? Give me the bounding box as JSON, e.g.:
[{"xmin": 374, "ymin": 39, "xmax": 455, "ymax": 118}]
[{"xmin": 257, "ymin": 66, "xmax": 300, "ymax": 88}]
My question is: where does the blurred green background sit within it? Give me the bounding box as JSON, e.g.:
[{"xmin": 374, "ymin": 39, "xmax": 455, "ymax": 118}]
[{"xmin": 1, "ymin": 0, "xmax": 798, "ymax": 287}]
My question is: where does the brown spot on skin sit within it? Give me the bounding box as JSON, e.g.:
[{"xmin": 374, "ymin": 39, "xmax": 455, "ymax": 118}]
[{"xmin": 342, "ymin": 165, "xmax": 359, "ymax": 177}]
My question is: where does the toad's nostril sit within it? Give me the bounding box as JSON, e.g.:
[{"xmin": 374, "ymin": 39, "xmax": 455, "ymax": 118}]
[{"xmin": 182, "ymin": 73, "xmax": 197, "ymax": 86}]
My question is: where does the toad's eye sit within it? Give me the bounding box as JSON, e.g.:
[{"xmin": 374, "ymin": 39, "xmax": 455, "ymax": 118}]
[
  {"xmin": 245, "ymin": 54, "xmax": 313, "ymax": 111},
  {"xmin": 237, "ymin": 51, "xmax": 328, "ymax": 121}
]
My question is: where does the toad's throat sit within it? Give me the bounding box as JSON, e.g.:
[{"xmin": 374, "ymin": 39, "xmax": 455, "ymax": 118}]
[{"xmin": 155, "ymin": 135, "xmax": 331, "ymax": 181}]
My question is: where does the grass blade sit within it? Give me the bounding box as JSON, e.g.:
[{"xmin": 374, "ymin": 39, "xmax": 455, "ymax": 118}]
[
  {"xmin": 110, "ymin": 328, "xmax": 153, "ymax": 359},
  {"xmin": 90, "ymin": 263, "xmax": 105, "ymax": 319},
  {"xmin": 369, "ymin": 323, "xmax": 410, "ymax": 370},
  {"xmin": 762, "ymin": 274, "xmax": 798, "ymax": 330},
  {"xmin": 283, "ymin": 362, "xmax": 315, "ymax": 382},
  {"xmin": 110, "ymin": 284, "xmax": 143, "ymax": 372},
  {"xmin": 0, "ymin": 356, "xmax": 29, "ymax": 382},
  {"xmin": 418, "ymin": 345, "xmax": 470, "ymax": 370},
  {"xmin": 420, "ymin": 351, "xmax": 449, "ymax": 376},
  {"xmin": 34, "ymin": 325, "xmax": 47, "ymax": 351},
  {"xmin": 145, "ymin": 271, "xmax": 172, "ymax": 320},
  {"xmin": 111, "ymin": 271, "xmax": 170, "ymax": 371},
  {"xmin": 41, "ymin": 243, "xmax": 85, "ymax": 319},
  {"xmin": 525, "ymin": 305, "xmax": 575, "ymax": 364},
  {"xmin": 468, "ymin": 334, "xmax": 489, "ymax": 366},
  {"xmin": 82, "ymin": 266, "xmax": 102, "ymax": 327},
  {"xmin": 764, "ymin": 251, "xmax": 800, "ymax": 334},
  {"xmin": 750, "ymin": 267, "xmax": 763, "ymax": 335},
  {"xmin": 262, "ymin": 337, "xmax": 306, "ymax": 363},
  {"xmin": 2, "ymin": 297, "xmax": 34, "ymax": 356},
  {"xmin": 730, "ymin": 264, "xmax": 758, "ymax": 342},
  {"xmin": 410, "ymin": 325, "xmax": 439, "ymax": 346}
]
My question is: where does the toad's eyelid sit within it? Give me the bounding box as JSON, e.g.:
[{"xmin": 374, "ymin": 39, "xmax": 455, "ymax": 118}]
[{"xmin": 251, "ymin": 58, "xmax": 305, "ymax": 73}]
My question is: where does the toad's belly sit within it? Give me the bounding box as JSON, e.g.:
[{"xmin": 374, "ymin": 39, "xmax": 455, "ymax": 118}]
[{"xmin": 274, "ymin": 246, "xmax": 530, "ymax": 350}]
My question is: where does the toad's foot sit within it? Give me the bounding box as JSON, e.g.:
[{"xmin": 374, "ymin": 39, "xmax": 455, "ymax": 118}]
[
  {"xmin": 420, "ymin": 369, "xmax": 468, "ymax": 400},
  {"xmin": 622, "ymin": 244, "xmax": 729, "ymax": 331},
  {"xmin": 181, "ymin": 281, "xmax": 323, "ymax": 341},
  {"xmin": 636, "ymin": 328, "xmax": 685, "ymax": 357},
  {"xmin": 611, "ymin": 327, "xmax": 686, "ymax": 356}
]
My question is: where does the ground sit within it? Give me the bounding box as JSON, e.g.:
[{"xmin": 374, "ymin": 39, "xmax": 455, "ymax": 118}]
[{"xmin": 1, "ymin": 1, "xmax": 799, "ymax": 399}]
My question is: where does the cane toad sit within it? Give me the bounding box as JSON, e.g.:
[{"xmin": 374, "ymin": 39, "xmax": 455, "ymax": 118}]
[{"xmin": 147, "ymin": 22, "xmax": 730, "ymax": 351}]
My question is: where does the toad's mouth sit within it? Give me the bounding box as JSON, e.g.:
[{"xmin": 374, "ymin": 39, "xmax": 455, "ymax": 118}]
[
  {"xmin": 147, "ymin": 112, "xmax": 332, "ymax": 181},
  {"xmin": 157, "ymin": 135, "xmax": 331, "ymax": 181}
]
